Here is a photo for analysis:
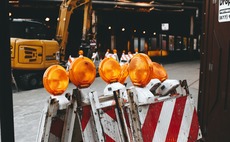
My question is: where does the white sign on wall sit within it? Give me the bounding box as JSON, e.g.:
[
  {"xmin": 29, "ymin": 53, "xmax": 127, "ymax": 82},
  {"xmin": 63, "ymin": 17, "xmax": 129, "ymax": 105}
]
[
  {"xmin": 219, "ymin": 0, "xmax": 230, "ymax": 22},
  {"xmin": 161, "ymin": 23, "xmax": 169, "ymax": 31}
]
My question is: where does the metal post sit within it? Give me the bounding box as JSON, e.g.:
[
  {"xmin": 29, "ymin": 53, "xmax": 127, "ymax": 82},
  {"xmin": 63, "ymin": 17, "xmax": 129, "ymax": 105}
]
[{"xmin": 0, "ymin": 0, "xmax": 15, "ymax": 141}]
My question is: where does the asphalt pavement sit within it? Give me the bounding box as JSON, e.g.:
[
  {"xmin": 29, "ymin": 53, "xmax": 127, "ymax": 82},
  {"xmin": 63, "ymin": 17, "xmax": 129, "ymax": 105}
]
[{"xmin": 1, "ymin": 59, "xmax": 200, "ymax": 142}]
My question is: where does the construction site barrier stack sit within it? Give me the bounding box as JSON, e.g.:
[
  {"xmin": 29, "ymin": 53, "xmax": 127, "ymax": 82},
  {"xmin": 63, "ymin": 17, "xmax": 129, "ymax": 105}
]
[
  {"xmin": 37, "ymin": 53, "xmax": 203, "ymax": 142},
  {"xmin": 104, "ymin": 49, "xmax": 119, "ymax": 62},
  {"xmin": 119, "ymin": 51, "xmax": 133, "ymax": 66}
]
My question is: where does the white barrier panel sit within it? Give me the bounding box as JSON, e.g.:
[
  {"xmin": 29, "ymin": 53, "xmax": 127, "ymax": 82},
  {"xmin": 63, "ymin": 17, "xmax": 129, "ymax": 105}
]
[
  {"xmin": 73, "ymin": 88, "xmax": 99, "ymax": 142},
  {"xmin": 36, "ymin": 95, "xmax": 75, "ymax": 142},
  {"xmin": 126, "ymin": 84, "xmax": 202, "ymax": 142},
  {"xmin": 37, "ymin": 80, "xmax": 202, "ymax": 142},
  {"xmin": 36, "ymin": 89, "xmax": 96, "ymax": 142},
  {"xmin": 105, "ymin": 53, "xmax": 119, "ymax": 62},
  {"xmin": 119, "ymin": 53, "xmax": 133, "ymax": 65},
  {"xmin": 91, "ymin": 52, "xmax": 99, "ymax": 60},
  {"xmin": 89, "ymin": 82, "xmax": 132, "ymax": 142}
]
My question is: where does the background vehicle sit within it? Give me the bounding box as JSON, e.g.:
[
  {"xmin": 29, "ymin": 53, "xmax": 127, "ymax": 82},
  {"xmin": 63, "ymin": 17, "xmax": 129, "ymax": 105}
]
[
  {"xmin": 10, "ymin": 0, "xmax": 94, "ymax": 90},
  {"xmin": 10, "ymin": 19, "xmax": 60, "ymax": 90}
]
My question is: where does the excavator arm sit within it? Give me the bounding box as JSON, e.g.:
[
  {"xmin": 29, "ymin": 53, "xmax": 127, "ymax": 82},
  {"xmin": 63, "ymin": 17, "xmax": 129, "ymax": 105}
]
[{"xmin": 55, "ymin": 0, "xmax": 92, "ymax": 62}]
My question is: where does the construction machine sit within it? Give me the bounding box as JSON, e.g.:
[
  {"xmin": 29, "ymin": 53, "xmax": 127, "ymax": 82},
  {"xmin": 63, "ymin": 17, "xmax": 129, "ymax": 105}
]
[
  {"xmin": 10, "ymin": 0, "xmax": 95, "ymax": 90},
  {"xmin": 56, "ymin": 0, "xmax": 94, "ymax": 61},
  {"xmin": 10, "ymin": 19, "xmax": 60, "ymax": 90}
]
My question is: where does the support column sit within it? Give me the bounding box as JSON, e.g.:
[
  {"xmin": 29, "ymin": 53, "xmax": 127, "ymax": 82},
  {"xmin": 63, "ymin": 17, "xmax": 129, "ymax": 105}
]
[{"xmin": 190, "ymin": 15, "xmax": 194, "ymax": 35}]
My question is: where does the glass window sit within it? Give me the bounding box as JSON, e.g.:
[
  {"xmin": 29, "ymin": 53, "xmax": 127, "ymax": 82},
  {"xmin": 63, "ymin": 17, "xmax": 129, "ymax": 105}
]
[{"xmin": 10, "ymin": 19, "xmax": 51, "ymax": 40}]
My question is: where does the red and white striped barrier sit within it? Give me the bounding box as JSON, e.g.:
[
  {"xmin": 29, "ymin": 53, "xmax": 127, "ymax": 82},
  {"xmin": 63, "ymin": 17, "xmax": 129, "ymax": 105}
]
[
  {"xmin": 36, "ymin": 95, "xmax": 76, "ymax": 142},
  {"xmin": 140, "ymin": 95, "xmax": 201, "ymax": 142},
  {"xmin": 126, "ymin": 84, "xmax": 202, "ymax": 142},
  {"xmin": 78, "ymin": 105, "xmax": 98, "ymax": 141},
  {"xmin": 89, "ymin": 82, "xmax": 132, "ymax": 142},
  {"xmin": 67, "ymin": 55, "xmax": 75, "ymax": 65},
  {"xmin": 36, "ymin": 89, "xmax": 98, "ymax": 142},
  {"xmin": 105, "ymin": 53, "xmax": 119, "ymax": 62},
  {"xmin": 91, "ymin": 52, "xmax": 98, "ymax": 60},
  {"xmin": 66, "ymin": 54, "xmax": 84, "ymax": 71},
  {"xmin": 66, "ymin": 55, "xmax": 75, "ymax": 71},
  {"xmin": 120, "ymin": 53, "xmax": 133, "ymax": 65},
  {"xmin": 37, "ymin": 79, "xmax": 202, "ymax": 142},
  {"xmin": 73, "ymin": 88, "xmax": 99, "ymax": 142}
]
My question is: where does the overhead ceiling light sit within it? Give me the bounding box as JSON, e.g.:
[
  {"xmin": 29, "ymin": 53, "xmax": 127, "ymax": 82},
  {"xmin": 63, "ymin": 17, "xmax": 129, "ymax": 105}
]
[{"xmin": 45, "ymin": 17, "xmax": 50, "ymax": 22}]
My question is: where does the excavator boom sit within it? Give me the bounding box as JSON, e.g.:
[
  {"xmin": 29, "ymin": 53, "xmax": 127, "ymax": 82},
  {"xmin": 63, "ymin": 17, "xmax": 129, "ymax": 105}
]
[{"xmin": 56, "ymin": 0, "xmax": 92, "ymax": 62}]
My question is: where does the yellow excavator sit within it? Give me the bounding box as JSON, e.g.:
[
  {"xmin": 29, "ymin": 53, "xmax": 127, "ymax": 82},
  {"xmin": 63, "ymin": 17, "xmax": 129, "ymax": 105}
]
[
  {"xmin": 10, "ymin": 19, "xmax": 60, "ymax": 90},
  {"xmin": 10, "ymin": 0, "xmax": 94, "ymax": 90}
]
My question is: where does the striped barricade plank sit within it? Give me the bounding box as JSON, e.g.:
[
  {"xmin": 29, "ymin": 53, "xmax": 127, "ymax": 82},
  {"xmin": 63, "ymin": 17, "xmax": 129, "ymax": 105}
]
[
  {"xmin": 89, "ymin": 92, "xmax": 126, "ymax": 142},
  {"xmin": 36, "ymin": 95, "xmax": 75, "ymax": 142},
  {"xmin": 74, "ymin": 88, "xmax": 99, "ymax": 142},
  {"xmin": 120, "ymin": 53, "xmax": 133, "ymax": 65},
  {"xmin": 89, "ymin": 83, "xmax": 132, "ymax": 142},
  {"xmin": 101, "ymin": 106, "xmax": 123, "ymax": 142},
  {"xmin": 78, "ymin": 105, "xmax": 98, "ymax": 141},
  {"xmin": 105, "ymin": 53, "xmax": 119, "ymax": 62},
  {"xmin": 130, "ymin": 93, "xmax": 202, "ymax": 142}
]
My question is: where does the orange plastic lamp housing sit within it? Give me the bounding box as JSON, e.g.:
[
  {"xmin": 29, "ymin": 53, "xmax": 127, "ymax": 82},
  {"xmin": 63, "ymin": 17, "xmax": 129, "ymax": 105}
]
[
  {"xmin": 99, "ymin": 57, "xmax": 121, "ymax": 84},
  {"xmin": 128, "ymin": 53, "xmax": 152, "ymax": 87},
  {"xmin": 69, "ymin": 57, "xmax": 96, "ymax": 88},
  {"xmin": 78, "ymin": 50, "xmax": 84, "ymax": 56},
  {"xmin": 152, "ymin": 62, "xmax": 168, "ymax": 82},
  {"xmin": 118, "ymin": 63, "xmax": 129, "ymax": 84},
  {"xmin": 43, "ymin": 65, "xmax": 69, "ymax": 96}
]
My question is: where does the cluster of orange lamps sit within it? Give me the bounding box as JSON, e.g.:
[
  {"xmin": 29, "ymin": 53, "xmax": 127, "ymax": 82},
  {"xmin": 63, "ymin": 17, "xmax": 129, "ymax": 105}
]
[{"xmin": 43, "ymin": 53, "xmax": 168, "ymax": 96}]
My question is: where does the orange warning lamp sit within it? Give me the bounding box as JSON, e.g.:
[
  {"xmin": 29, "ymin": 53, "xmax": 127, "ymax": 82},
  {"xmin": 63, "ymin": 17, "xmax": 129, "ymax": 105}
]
[
  {"xmin": 69, "ymin": 56, "xmax": 96, "ymax": 88},
  {"xmin": 43, "ymin": 65, "xmax": 69, "ymax": 96},
  {"xmin": 78, "ymin": 50, "xmax": 84, "ymax": 56},
  {"xmin": 152, "ymin": 62, "xmax": 168, "ymax": 82},
  {"xmin": 128, "ymin": 53, "xmax": 153, "ymax": 87},
  {"xmin": 118, "ymin": 63, "xmax": 129, "ymax": 84},
  {"xmin": 113, "ymin": 49, "xmax": 117, "ymax": 54},
  {"xmin": 99, "ymin": 57, "xmax": 121, "ymax": 84}
]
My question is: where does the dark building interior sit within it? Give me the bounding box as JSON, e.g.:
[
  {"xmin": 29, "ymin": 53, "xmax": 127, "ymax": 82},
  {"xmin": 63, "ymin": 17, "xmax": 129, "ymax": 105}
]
[{"xmin": 9, "ymin": 0, "xmax": 203, "ymax": 61}]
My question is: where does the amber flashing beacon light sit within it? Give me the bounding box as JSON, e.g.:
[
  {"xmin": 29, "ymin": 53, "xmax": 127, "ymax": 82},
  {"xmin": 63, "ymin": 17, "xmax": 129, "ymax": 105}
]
[
  {"xmin": 128, "ymin": 53, "xmax": 153, "ymax": 87},
  {"xmin": 152, "ymin": 61, "xmax": 168, "ymax": 82},
  {"xmin": 43, "ymin": 65, "xmax": 69, "ymax": 96},
  {"xmin": 99, "ymin": 57, "xmax": 121, "ymax": 84},
  {"xmin": 69, "ymin": 56, "xmax": 96, "ymax": 88}
]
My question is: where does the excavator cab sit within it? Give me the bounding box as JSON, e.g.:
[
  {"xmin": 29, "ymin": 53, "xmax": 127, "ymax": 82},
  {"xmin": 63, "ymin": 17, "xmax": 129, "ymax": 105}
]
[{"xmin": 10, "ymin": 19, "xmax": 52, "ymax": 40}]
